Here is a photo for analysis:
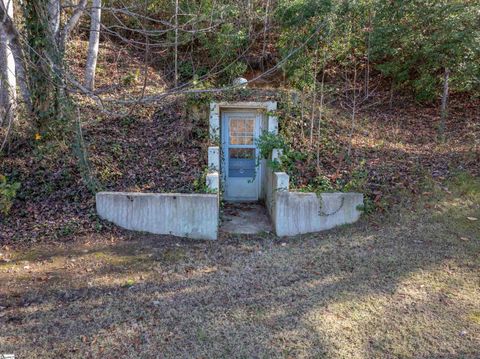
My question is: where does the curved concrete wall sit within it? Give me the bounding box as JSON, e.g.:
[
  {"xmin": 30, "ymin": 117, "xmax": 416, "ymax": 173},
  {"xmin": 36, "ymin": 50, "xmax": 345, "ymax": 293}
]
[
  {"xmin": 272, "ymin": 191, "xmax": 364, "ymax": 237},
  {"xmin": 96, "ymin": 192, "xmax": 219, "ymax": 240},
  {"xmin": 263, "ymin": 150, "xmax": 364, "ymax": 236}
]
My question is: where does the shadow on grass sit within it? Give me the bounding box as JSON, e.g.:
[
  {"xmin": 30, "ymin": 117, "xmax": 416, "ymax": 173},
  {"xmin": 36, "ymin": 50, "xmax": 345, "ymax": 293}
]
[{"xmin": 1, "ymin": 176, "xmax": 479, "ymax": 357}]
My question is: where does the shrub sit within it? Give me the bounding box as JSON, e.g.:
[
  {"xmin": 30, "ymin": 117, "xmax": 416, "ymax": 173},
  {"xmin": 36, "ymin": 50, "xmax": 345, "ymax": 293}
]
[
  {"xmin": 343, "ymin": 160, "xmax": 368, "ymax": 192},
  {"xmin": 256, "ymin": 131, "xmax": 288, "ymax": 160},
  {"xmin": 0, "ymin": 175, "xmax": 21, "ymax": 216}
]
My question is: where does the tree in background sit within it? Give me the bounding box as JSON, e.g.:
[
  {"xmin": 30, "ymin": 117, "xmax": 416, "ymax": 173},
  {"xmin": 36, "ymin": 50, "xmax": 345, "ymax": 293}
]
[
  {"xmin": 85, "ymin": 0, "xmax": 102, "ymax": 90},
  {"xmin": 0, "ymin": 0, "xmax": 16, "ymax": 130},
  {"xmin": 371, "ymin": 0, "xmax": 480, "ymax": 138},
  {"xmin": 0, "ymin": 0, "xmax": 478, "ymax": 191},
  {"xmin": 276, "ymin": 0, "xmax": 479, "ymax": 146}
]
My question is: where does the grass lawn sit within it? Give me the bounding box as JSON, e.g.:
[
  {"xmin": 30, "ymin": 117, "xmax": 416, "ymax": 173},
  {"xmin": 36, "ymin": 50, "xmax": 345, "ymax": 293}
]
[{"xmin": 1, "ymin": 176, "xmax": 479, "ymax": 358}]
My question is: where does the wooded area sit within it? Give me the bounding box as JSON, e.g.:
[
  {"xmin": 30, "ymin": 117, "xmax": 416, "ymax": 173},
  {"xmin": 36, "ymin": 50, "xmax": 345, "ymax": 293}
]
[
  {"xmin": 1, "ymin": 1, "xmax": 480, "ymax": 357},
  {"xmin": 0, "ymin": 0, "xmax": 479, "ymax": 237}
]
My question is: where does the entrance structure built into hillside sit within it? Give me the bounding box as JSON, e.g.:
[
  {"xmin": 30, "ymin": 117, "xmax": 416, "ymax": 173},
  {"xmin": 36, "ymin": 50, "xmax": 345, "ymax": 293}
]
[{"xmin": 96, "ymin": 101, "xmax": 363, "ymax": 240}]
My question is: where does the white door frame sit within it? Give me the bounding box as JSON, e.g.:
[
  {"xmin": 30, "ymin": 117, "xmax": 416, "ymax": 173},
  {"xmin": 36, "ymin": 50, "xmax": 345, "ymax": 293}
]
[{"xmin": 221, "ymin": 110, "xmax": 262, "ymax": 201}]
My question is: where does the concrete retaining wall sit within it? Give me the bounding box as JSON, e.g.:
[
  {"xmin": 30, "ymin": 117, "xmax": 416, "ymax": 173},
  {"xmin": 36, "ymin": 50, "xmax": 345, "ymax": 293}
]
[
  {"xmin": 263, "ymin": 150, "xmax": 363, "ymax": 236},
  {"xmin": 273, "ymin": 191, "xmax": 364, "ymax": 236},
  {"xmin": 96, "ymin": 192, "xmax": 219, "ymax": 240}
]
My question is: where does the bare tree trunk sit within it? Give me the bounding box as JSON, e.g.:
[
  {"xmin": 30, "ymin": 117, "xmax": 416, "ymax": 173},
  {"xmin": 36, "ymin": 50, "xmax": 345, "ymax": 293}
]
[
  {"xmin": 347, "ymin": 60, "xmax": 357, "ymax": 158},
  {"xmin": 48, "ymin": 0, "xmax": 60, "ymax": 40},
  {"xmin": 84, "ymin": 0, "xmax": 102, "ymax": 90},
  {"xmin": 299, "ymin": 89, "xmax": 305, "ymax": 141},
  {"xmin": 0, "ymin": 0, "xmax": 16, "ymax": 127},
  {"xmin": 316, "ymin": 50, "xmax": 327, "ymax": 170},
  {"xmin": 60, "ymin": 0, "xmax": 87, "ymax": 53},
  {"xmin": 247, "ymin": 0, "xmax": 253, "ymax": 40},
  {"xmin": 309, "ymin": 42, "xmax": 319, "ymax": 146},
  {"xmin": 364, "ymin": 10, "xmax": 372, "ymax": 98},
  {"xmin": 10, "ymin": 38, "xmax": 30, "ymax": 113},
  {"xmin": 261, "ymin": 0, "xmax": 270, "ymax": 70},
  {"xmin": 174, "ymin": 0, "xmax": 179, "ymax": 87},
  {"xmin": 439, "ymin": 67, "xmax": 450, "ymax": 142}
]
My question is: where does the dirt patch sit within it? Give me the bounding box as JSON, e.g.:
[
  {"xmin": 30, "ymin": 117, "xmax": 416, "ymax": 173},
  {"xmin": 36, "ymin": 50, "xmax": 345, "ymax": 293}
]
[{"xmin": 221, "ymin": 202, "xmax": 273, "ymax": 234}]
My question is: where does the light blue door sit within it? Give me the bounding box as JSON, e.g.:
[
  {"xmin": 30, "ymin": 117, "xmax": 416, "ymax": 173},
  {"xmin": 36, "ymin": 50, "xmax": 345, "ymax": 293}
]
[{"xmin": 222, "ymin": 111, "xmax": 260, "ymax": 201}]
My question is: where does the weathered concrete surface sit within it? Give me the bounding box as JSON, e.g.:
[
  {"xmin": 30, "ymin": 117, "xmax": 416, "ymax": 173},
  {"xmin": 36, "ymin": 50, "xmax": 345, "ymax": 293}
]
[
  {"xmin": 262, "ymin": 150, "xmax": 364, "ymax": 236},
  {"xmin": 209, "ymin": 103, "xmax": 220, "ymax": 141},
  {"xmin": 206, "ymin": 172, "xmax": 219, "ymax": 192},
  {"xmin": 273, "ymin": 192, "xmax": 364, "ymax": 237},
  {"xmin": 208, "ymin": 146, "xmax": 220, "ymax": 171},
  {"xmin": 96, "ymin": 192, "xmax": 219, "ymax": 240},
  {"xmin": 220, "ymin": 202, "xmax": 272, "ymax": 234}
]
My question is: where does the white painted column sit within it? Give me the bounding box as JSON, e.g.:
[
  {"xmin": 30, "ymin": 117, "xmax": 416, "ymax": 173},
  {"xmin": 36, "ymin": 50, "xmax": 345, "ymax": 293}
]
[
  {"xmin": 206, "ymin": 172, "xmax": 219, "ymax": 192},
  {"xmin": 267, "ymin": 101, "xmax": 278, "ymax": 134},
  {"xmin": 209, "ymin": 102, "xmax": 220, "ymax": 142},
  {"xmin": 273, "ymin": 172, "xmax": 289, "ymax": 192},
  {"xmin": 208, "ymin": 146, "xmax": 220, "ymax": 171}
]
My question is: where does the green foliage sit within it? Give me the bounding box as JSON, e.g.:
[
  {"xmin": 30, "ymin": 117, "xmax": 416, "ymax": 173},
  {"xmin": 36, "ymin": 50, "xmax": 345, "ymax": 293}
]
[
  {"xmin": 256, "ymin": 131, "xmax": 308, "ymax": 185},
  {"xmin": 300, "ymin": 162, "xmax": 369, "ymax": 196},
  {"xmin": 22, "ymin": 0, "xmax": 65, "ymax": 133},
  {"xmin": 222, "ymin": 62, "xmax": 248, "ymax": 84},
  {"xmin": 276, "ymin": 0, "xmax": 371, "ymax": 90},
  {"xmin": 276, "ymin": 0, "xmax": 333, "ymax": 27},
  {"xmin": 122, "ymin": 69, "xmax": 141, "ymax": 86},
  {"xmin": 178, "ymin": 3, "xmax": 250, "ymax": 85},
  {"xmin": 193, "ymin": 167, "xmax": 216, "ymax": 193},
  {"xmin": 371, "ymin": 0, "xmax": 480, "ymax": 101},
  {"xmin": 0, "ymin": 175, "xmax": 21, "ymax": 216},
  {"xmin": 178, "ymin": 62, "xmax": 208, "ymax": 82},
  {"xmin": 300, "ymin": 175, "xmax": 335, "ymax": 194},
  {"xmin": 256, "ymin": 131, "xmax": 289, "ymax": 160},
  {"xmin": 104, "ymin": 0, "xmax": 480, "ymax": 100},
  {"xmin": 198, "ymin": 21, "xmax": 249, "ymax": 84},
  {"xmin": 185, "ymin": 81, "xmax": 214, "ymax": 107},
  {"xmin": 357, "ymin": 197, "xmax": 376, "ymax": 215},
  {"xmin": 122, "ymin": 278, "xmax": 136, "ymax": 288},
  {"xmin": 448, "ymin": 171, "xmax": 480, "ymax": 199},
  {"xmin": 343, "ymin": 160, "xmax": 368, "ymax": 192},
  {"xmin": 276, "ymin": 0, "xmax": 479, "ymax": 100},
  {"xmin": 312, "ymin": 175, "xmax": 335, "ymax": 192}
]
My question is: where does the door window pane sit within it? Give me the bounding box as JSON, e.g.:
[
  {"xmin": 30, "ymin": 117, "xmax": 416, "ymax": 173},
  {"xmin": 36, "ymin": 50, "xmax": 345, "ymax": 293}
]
[
  {"xmin": 229, "ymin": 118, "xmax": 254, "ymax": 145},
  {"xmin": 229, "ymin": 148, "xmax": 255, "ymax": 177}
]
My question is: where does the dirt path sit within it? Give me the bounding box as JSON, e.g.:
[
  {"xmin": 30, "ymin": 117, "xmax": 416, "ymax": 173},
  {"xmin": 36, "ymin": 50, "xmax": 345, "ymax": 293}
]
[{"xmin": 1, "ymin": 181, "xmax": 479, "ymax": 358}]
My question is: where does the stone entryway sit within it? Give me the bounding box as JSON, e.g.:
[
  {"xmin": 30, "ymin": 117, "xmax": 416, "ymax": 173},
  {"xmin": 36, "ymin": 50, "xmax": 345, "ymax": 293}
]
[
  {"xmin": 220, "ymin": 202, "xmax": 272, "ymax": 234},
  {"xmin": 208, "ymin": 101, "xmax": 279, "ymax": 237}
]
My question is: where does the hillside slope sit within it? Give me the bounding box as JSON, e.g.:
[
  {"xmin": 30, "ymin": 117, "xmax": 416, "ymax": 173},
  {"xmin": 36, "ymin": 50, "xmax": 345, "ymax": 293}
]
[{"xmin": 0, "ymin": 40, "xmax": 479, "ymax": 244}]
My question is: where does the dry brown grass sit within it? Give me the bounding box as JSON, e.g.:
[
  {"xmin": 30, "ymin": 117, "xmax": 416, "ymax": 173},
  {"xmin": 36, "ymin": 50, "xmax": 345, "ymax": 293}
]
[{"xmin": 1, "ymin": 179, "xmax": 479, "ymax": 358}]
